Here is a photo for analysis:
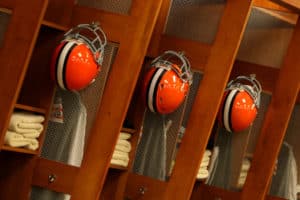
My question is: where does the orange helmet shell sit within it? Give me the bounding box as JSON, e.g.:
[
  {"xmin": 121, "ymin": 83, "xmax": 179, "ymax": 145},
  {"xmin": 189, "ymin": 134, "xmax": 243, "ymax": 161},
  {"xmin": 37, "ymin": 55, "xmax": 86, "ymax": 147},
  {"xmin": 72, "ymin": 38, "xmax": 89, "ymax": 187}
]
[
  {"xmin": 218, "ymin": 89, "xmax": 258, "ymax": 132},
  {"xmin": 51, "ymin": 40, "xmax": 101, "ymax": 91},
  {"xmin": 51, "ymin": 23, "xmax": 106, "ymax": 91},
  {"xmin": 143, "ymin": 65, "xmax": 189, "ymax": 114}
]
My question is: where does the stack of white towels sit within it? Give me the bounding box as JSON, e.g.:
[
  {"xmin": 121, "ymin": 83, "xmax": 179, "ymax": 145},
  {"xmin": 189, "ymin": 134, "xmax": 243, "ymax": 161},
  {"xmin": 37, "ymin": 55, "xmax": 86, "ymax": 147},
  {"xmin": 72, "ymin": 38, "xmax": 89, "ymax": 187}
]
[
  {"xmin": 197, "ymin": 150, "xmax": 212, "ymax": 180},
  {"xmin": 237, "ymin": 158, "xmax": 251, "ymax": 188},
  {"xmin": 110, "ymin": 132, "xmax": 132, "ymax": 167},
  {"xmin": 4, "ymin": 112, "xmax": 45, "ymax": 151}
]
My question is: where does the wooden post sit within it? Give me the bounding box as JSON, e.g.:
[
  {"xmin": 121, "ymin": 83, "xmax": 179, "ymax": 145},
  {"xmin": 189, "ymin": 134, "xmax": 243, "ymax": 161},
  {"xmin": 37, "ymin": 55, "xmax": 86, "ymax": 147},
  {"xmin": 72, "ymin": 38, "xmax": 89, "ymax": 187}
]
[
  {"xmin": 70, "ymin": 1, "xmax": 163, "ymax": 199},
  {"xmin": 163, "ymin": 0, "xmax": 253, "ymax": 199},
  {"xmin": 241, "ymin": 18, "xmax": 300, "ymax": 200}
]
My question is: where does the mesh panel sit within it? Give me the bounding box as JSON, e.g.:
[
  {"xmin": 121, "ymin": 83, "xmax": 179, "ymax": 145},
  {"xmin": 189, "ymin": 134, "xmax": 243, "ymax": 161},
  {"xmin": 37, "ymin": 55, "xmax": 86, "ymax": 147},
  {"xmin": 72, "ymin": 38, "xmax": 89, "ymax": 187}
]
[
  {"xmin": 165, "ymin": 0, "xmax": 225, "ymax": 44},
  {"xmin": 40, "ymin": 43, "xmax": 117, "ymax": 165},
  {"xmin": 246, "ymin": 93, "xmax": 271, "ymax": 153},
  {"xmin": 76, "ymin": 0, "xmax": 132, "ymax": 15},
  {"xmin": 133, "ymin": 72, "xmax": 203, "ymax": 180},
  {"xmin": 269, "ymin": 142, "xmax": 297, "ymax": 200},
  {"xmin": 80, "ymin": 43, "xmax": 118, "ymax": 140},
  {"xmin": 167, "ymin": 72, "xmax": 203, "ymax": 176},
  {"xmin": 181, "ymin": 72, "xmax": 203, "ymax": 127}
]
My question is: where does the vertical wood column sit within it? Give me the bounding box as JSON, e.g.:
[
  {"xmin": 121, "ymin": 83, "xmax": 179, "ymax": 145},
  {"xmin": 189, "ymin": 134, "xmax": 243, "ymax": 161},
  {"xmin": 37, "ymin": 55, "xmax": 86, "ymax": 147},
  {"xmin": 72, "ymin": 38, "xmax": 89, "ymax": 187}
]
[
  {"xmin": 241, "ymin": 18, "xmax": 300, "ymax": 200},
  {"xmin": 0, "ymin": 0, "xmax": 48, "ymax": 147},
  {"xmin": 70, "ymin": 1, "xmax": 163, "ymax": 199},
  {"xmin": 163, "ymin": 1, "xmax": 253, "ymax": 199}
]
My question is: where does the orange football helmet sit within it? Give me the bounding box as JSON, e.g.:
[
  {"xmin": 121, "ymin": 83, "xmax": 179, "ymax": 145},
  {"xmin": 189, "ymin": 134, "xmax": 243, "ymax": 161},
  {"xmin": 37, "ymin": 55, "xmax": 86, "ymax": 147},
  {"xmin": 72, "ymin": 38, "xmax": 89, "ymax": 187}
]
[
  {"xmin": 50, "ymin": 22, "xmax": 107, "ymax": 91},
  {"xmin": 218, "ymin": 75, "xmax": 262, "ymax": 133},
  {"xmin": 142, "ymin": 51, "xmax": 193, "ymax": 114}
]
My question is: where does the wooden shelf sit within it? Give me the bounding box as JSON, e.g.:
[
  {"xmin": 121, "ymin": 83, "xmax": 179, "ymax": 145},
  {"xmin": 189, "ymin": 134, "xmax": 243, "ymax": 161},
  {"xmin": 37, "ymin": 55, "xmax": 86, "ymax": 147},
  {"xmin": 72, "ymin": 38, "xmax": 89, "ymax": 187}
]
[
  {"xmin": 2, "ymin": 145, "xmax": 38, "ymax": 155},
  {"xmin": 0, "ymin": 7, "xmax": 12, "ymax": 14},
  {"xmin": 15, "ymin": 103, "xmax": 46, "ymax": 114},
  {"xmin": 121, "ymin": 127, "xmax": 136, "ymax": 134},
  {"xmin": 109, "ymin": 164, "xmax": 128, "ymax": 171},
  {"xmin": 253, "ymin": 6, "xmax": 298, "ymax": 25},
  {"xmin": 271, "ymin": 0, "xmax": 300, "ymax": 12},
  {"xmin": 41, "ymin": 20, "xmax": 69, "ymax": 31}
]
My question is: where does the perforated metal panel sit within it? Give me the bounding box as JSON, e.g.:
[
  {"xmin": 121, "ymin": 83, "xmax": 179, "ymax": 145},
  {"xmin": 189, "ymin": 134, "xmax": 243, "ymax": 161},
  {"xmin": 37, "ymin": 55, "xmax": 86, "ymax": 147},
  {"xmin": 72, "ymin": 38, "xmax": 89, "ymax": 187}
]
[
  {"xmin": 167, "ymin": 72, "xmax": 203, "ymax": 176},
  {"xmin": 76, "ymin": 0, "xmax": 132, "ymax": 15},
  {"xmin": 246, "ymin": 93, "xmax": 271, "ymax": 153},
  {"xmin": 133, "ymin": 72, "xmax": 203, "ymax": 180},
  {"xmin": 80, "ymin": 43, "xmax": 118, "ymax": 140},
  {"xmin": 40, "ymin": 42, "xmax": 117, "ymax": 164},
  {"xmin": 165, "ymin": 0, "xmax": 225, "ymax": 44}
]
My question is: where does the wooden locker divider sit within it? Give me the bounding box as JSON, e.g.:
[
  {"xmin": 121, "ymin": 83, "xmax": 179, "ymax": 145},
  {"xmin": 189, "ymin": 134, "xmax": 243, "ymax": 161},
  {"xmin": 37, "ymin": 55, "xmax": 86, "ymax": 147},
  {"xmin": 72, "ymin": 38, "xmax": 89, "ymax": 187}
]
[
  {"xmin": 241, "ymin": 16, "xmax": 300, "ymax": 200},
  {"xmin": 0, "ymin": 0, "xmax": 299, "ymax": 199},
  {"xmin": 0, "ymin": 0, "xmax": 48, "ymax": 199},
  {"xmin": 125, "ymin": 0, "xmax": 300, "ymax": 200},
  {"xmin": 0, "ymin": 0, "xmax": 48, "ymax": 150},
  {"xmin": 125, "ymin": 0, "xmax": 253, "ymax": 199},
  {"xmin": 163, "ymin": 0, "xmax": 253, "ymax": 199},
  {"xmin": 20, "ymin": 1, "xmax": 164, "ymax": 200},
  {"xmin": 66, "ymin": 1, "xmax": 164, "ymax": 199},
  {"xmin": 0, "ymin": 0, "xmax": 163, "ymax": 199}
]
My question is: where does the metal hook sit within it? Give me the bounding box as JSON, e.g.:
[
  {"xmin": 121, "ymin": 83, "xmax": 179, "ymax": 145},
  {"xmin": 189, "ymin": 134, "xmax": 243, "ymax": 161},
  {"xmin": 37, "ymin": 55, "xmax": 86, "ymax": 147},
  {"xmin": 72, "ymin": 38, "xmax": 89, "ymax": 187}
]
[
  {"xmin": 139, "ymin": 186, "xmax": 148, "ymax": 195},
  {"xmin": 48, "ymin": 174, "xmax": 57, "ymax": 183}
]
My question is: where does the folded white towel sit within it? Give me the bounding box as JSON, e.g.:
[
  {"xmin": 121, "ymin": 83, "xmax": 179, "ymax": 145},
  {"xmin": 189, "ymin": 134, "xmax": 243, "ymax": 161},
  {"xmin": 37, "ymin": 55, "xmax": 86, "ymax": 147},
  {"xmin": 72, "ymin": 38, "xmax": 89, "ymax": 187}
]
[
  {"xmin": 197, "ymin": 169, "xmax": 209, "ymax": 179},
  {"xmin": 115, "ymin": 144, "xmax": 131, "ymax": 153},
  {"xmin": 111, "ymin": 158, "xmax": 129, "ymax": 167},
  {"xmin": 241, "ymin": 159, "xmax": 251, "ymax": 172},
  {"xmin": 9, "ymin": 112, "xmax": 44, "ymax": 138},
  {"xmin": 199, "ymin": 166, "xmax": 209, "ymax": 171},
  {"xmin": 4, "ymin": 131, "xmax": 39, "ymax": 150},
  {"xmin": 206, "ymin": 146, "xmax": 219, "ymax": 184},
  {"xmin": 116, "ymin": 139, "xmax": 131, "ymax": 148},
  {"xmin": 201, "ymin": 155, "xmax": 210, "ymax": 163},
  {"xmin": 119, "ymin": 132, "xmax": 131, "ymax": 140},
  {"xmin": 238, "ymin": 176, "xmax": 247, "ymax": 187},
  {"xmin": 239, "ymin": 171, "xmax": 248, "ymax": 179},
  {"xmin": 200, "ymin": 159, "xmax": 210, "ymax": 168},
  {"xmin": 204, "ymin": 150, "xmax": 212, "ymax": 157},
  {"xmin": 25, "ymin": 138, "xmax": 39, "ymax": 151},
  {"xmin": 10, "ymin": 112, "xmax": 45, "ymax": 123},
  {"xmin": 4, "ymin": 131, "xmax": 30, "ymax": 147},
  {"xmin": 112, "ymin": 151, "xmax": 129, "ymax": 162}
]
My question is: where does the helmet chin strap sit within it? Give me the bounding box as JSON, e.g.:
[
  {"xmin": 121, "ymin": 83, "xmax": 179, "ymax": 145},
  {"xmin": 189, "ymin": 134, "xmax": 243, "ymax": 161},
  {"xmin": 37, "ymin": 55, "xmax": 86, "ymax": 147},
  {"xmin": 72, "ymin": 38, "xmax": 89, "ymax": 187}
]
[
  {"xmin": 63, "ymin": 22, "xmax": 107, "ymax": 66},
  {"xmin": 151, "ymin": 50, "xmax": 193, "ymax": 85},
  {"xmin": 226, "ymin": 74, "xmax": 262, "ymax": 109}
]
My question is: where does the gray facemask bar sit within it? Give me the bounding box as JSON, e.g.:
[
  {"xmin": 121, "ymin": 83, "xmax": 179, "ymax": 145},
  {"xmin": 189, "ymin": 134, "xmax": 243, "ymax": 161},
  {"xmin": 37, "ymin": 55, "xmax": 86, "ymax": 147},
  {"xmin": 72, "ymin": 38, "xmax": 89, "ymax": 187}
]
[
  {"xmin": 151, "ymin": 50, "xmax": 193, "ymax": 85},
  {"xmin": 226, "ymin": 74, "xmax": 262, "ymax": 109},
  {"xmin": 63, "ymin": 22, "xmax": 107, "ymax": 66}
]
